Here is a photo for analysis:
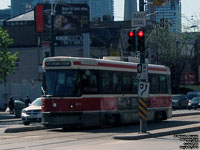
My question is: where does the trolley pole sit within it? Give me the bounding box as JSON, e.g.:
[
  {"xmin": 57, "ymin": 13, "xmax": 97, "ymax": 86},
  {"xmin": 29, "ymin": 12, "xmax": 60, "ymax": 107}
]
[{"xmin": 138, "ymin": 0, "xmax": 147, "ymax": 133}]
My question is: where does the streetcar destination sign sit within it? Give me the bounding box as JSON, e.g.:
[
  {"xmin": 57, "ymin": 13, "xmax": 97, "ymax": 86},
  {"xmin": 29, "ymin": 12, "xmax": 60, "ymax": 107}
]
[{"xmin": 45, "ymin": 61, "xmax": 71, "ymax": 67}]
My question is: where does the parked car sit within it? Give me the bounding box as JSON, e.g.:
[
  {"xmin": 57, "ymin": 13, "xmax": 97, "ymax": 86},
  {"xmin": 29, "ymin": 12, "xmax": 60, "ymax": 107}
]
[
  {"xmin": 21, "ymin": 97, "xmax": 42, "ymax": 125},
  {"xmin": 186, "ymin": 92, "xmax": 200, "ymax": 100},
  {"xmin": 172, "ymin": 94, "xmax": 189, "ymax": 109},
  {"xmin": 188, "ymin": 97, "xmax": 200, "ymax": 110}
]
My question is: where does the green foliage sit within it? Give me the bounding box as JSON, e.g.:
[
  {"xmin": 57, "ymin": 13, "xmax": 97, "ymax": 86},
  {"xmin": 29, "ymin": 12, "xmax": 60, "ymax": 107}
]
[
  {"xmin": 146, "ymin": 25, "xmax": 188, "ymax": 68},
  {"xmin": 0, "ymin": 27, "xmax": 18, "ymax": 82}
]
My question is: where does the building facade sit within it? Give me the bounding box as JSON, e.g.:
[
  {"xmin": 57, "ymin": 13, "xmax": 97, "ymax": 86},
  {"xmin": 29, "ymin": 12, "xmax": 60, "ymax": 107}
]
[
  {"xmin": 0, "ymin": 8, "xmax": 11, "ymax": 20},
  {"xmin": 146, "ymin": 0, "xmax": 181, "ymax": 32},
  {"xmin": 11, "ymin": 0, "xmax": 114, "ymax": 21},
  {"xmin": 124, "ymin": 0, "xmax": 137, "ymax": 21}
]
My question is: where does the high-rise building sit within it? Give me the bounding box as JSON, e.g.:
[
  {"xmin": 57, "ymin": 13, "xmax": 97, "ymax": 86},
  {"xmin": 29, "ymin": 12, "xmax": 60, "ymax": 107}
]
[
  {"xmin": 0, "ymin": 8, "xmax": 11, "ymax": 20},
  {"xmin": 11, "ymin": 0, "xmax": 114, "ymax": 21},
  {"xmin": 146, "ymin": 0, "xmax": 181, "ymax": 32},
  {"xmin": 124, "ymin": 0, "xmax": 137, "ymax": 21}
]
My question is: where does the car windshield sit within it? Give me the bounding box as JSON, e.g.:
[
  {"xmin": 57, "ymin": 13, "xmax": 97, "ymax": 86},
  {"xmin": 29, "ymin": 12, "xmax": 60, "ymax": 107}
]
[
  {"xmin": 31, "ymin": 98, "xmax": 42, "ymax": 106},
  {"xmin": 191, "ymin": 97, "xmax": 200, "ymax": 102},
  {"xmin": 44, "ymin": 70, "xmax": 81, "ymax": 97},
  {"xmin": 187, "ymin": 93, "xmax": 199, "ymax": 99},
  {"xmin": 172, "ymin": 96, "xmax": 179, "ymax": 101}
]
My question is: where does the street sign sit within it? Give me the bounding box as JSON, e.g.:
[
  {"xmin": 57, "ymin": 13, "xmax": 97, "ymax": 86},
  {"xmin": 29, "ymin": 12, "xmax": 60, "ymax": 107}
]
[
  {"xmin": 132, "ymin": 12, "xmax": 146, "ymax": 27},
  {"xmin": 137, "ymin": 64, "xmax": 148, "ymax": 81},
  {"xmin": 138, "ymin": 82, "xmax": 149, "ymax": 98}
]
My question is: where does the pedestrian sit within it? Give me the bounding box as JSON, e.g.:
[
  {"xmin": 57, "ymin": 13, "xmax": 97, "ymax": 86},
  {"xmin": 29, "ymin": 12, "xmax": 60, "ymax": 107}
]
[
  {"xmin": 8, "ymin": 97, "xmax": 15, "ymax": 114},
  {"xmin": 25, "ymin": 96, "xmax": 31, "ymax": 107}
]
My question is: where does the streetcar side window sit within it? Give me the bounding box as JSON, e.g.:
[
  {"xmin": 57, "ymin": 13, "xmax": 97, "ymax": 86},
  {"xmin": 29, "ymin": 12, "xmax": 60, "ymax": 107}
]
[
  {"xmin": 159, "ymin": 75, "xmax": 168, "ymax": 94},
  {"xmin": 113, "ymin": 72, "xmax": 121, "ymax": 93},
  {"xmin": 100, "ymin": 71, "xmax": 112, "ymax": 94},
  {"xmin": 149, "ymin": 74, "xmax": 159, "ymax": 94},
  {"xmin": 82, "ymin": 70, "xmax": 98, "ymax": 94},
  {"xmin": 122, "ymin": 72, "xmax": 132, "ymax": 94},
  {"xmin": 149, "ymin": 74, "xmax": 170, "ymax": 94},
  {"xmin": 131, "ymin": 73, "xmax": 138, "ymax": 94}
]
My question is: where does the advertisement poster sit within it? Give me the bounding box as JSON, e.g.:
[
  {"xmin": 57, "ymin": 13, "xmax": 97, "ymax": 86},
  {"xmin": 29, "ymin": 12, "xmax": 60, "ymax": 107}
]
[{"xmin": 35, "ymin": 4, "xmax": 89, "ymax": 32}]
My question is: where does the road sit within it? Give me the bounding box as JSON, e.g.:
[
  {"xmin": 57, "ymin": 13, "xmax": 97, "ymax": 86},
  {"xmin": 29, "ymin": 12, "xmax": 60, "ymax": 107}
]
[{"xmin": 0, "ymin": 113, "xmax": 200, "ymax": 150}]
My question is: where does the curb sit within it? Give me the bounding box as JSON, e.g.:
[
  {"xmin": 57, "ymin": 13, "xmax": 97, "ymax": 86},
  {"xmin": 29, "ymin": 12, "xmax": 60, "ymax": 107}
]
[
  {"xmin": 172, "ymin": 112, "xmax": 200, "ymax": 117},
  {"xmin": 4, "ymin": 126, "xmax": 46, "ymax": 133},
  {"xmin": 113, "ymin": 124, "xmax": 200, "ymax": 140}
]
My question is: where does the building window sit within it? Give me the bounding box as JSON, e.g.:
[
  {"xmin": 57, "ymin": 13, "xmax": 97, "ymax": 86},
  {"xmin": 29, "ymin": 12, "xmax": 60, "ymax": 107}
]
[{"xmin": 14, "ymin": 58, "xmax": 20, "ymax": 68}]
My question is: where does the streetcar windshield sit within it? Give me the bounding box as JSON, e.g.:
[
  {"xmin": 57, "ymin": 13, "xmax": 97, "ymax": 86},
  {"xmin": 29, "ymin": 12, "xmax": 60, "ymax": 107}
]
[{"xmin": 44, "ymin": 70, "xmax": 81, "ymax": 97}]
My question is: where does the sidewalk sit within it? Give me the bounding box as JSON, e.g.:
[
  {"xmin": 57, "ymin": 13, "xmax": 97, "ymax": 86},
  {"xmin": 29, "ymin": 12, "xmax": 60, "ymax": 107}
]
[
  {"xmin": 114, "ymin": 123, "xmax": 200, "ymax": 140},
  {"xmin": 0, "ymin": 111, "xmax": 21, "ymax": 122}
]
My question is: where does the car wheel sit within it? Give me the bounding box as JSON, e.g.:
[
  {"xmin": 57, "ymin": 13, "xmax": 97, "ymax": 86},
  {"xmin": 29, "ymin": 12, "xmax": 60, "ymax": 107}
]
[{"xmin": 23, "ymin": 122, "xmax": 30, "ymax": 126}]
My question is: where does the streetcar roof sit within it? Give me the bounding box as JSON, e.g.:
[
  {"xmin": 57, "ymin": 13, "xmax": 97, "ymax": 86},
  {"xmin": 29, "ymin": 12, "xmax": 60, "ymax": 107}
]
[{"xmin": 43, "ymin": 56, "xmax": 170, "ymax": 74}]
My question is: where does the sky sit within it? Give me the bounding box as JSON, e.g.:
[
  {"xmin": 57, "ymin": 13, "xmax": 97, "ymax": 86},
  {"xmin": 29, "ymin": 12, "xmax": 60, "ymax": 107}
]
[{"xmin": 0, "ymin": 0, "xmax": 200, "ymax": 24}]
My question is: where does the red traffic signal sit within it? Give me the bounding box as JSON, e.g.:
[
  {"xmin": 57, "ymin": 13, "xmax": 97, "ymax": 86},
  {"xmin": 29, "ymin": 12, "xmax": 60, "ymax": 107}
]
[
  {"xmin": 128, "ymin": 31, "xmax": 134, "ymax": 37},
  {"xmin": 137, "ymin": 30, "xmax": 145, "ymax": 52},
  {"xmin": 128, "ymin": 30, "xmax": 136, "ymax": 52},
  {"xmin": 137, "ymin": 30, "xmax": 144, "ymax": 37}
]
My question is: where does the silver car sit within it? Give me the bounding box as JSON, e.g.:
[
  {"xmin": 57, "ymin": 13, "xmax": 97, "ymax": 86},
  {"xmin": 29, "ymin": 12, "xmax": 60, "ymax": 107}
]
[{"xmin": 21, "ymin": 97, "xmax": 42, "ymax": 126}]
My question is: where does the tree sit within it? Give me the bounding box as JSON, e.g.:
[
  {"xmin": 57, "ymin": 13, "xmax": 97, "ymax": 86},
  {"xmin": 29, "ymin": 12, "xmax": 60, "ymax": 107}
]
[
  {"xmin": 146, "ymin": 25, "xmax": 191, "ymax": 93},
  {"xmin": 0, "ymin": 27, "xmax": 18, "ymax": 83}
]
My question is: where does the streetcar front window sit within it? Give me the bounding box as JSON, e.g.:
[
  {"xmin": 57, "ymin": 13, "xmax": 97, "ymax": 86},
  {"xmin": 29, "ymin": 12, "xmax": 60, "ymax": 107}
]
[{"xmin": 45, "ymin": 70, "xmax": 81, "ymax": 97}]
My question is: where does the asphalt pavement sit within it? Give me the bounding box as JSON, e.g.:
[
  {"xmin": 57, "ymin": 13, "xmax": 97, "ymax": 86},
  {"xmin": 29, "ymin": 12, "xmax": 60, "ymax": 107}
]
[{"xmin": 1, "ymin": 109, "xmax": 200, "ymax": 140}]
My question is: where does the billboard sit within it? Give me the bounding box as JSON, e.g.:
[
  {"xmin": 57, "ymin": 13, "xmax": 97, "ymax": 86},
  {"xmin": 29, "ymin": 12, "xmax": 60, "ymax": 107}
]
[{"xmin": 35, "ymin": 4, "xmax": 89, "ymax": 33}]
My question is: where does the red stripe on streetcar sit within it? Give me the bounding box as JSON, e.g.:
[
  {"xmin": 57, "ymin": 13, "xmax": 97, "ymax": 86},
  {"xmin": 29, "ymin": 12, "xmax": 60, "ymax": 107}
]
[
  {"xmin": 42, "ymin": 97, "xmax": 118, "ymax": 112},
  {"xmin": 73, "ymin": 61, "xmax": 137, "ymax": 69},
  {"xmin": 98, "ymin": 62, "xmax": 137, "ymax": 69},
  {"xmin": 73, "ymin": 61, "xmax": 81, "ymax": 65},
  {"xmin": 148, "ymin": 96, "xmax": 172, "ymax": 108},
  {"xmin": 73, "ymin": 61, "xmax": 168, "ymax": 72}
]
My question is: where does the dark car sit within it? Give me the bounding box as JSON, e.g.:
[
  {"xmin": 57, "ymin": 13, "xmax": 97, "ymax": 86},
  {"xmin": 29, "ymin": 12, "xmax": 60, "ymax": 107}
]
[
  {"xmin": 172, "ymin": 94, "xmax": 189, "ymax": 109},
  {"xmin": 188, "ymin": 97, "xmax": 200, "ymax": 110},
  {"xmin": 14, "ymin": 100, "xmax": 26, "ymax": 118},
  {"xmin": 186, "ymin": 92, "xmax": 200, "ymax": 101}
]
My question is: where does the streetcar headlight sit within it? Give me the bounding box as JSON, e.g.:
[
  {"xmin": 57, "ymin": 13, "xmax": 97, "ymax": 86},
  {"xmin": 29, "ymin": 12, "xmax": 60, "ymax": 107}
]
[
  {"xmin": 53, "ymin": 102, "xmax": 57, "ymax": 108},
  {"xmin": 70, "ymin": 103, "xmax": 74, "ymax": 109}
]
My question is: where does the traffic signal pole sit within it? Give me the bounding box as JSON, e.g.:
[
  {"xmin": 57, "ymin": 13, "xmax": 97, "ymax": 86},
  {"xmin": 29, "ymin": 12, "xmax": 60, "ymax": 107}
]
[
  {"xmin": 139, "ymin": 0, "xmax": 145, "ymax": 64},
  {"xmin": 138, "ymin": 0, "xmax": 147, "ymax": 133}
]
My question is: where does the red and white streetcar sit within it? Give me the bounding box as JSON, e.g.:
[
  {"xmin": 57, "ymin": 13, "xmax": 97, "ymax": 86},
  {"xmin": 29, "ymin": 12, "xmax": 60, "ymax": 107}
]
[{"xmin": 41, "ymin": 56, "xmax": 172, "ymax": 128}]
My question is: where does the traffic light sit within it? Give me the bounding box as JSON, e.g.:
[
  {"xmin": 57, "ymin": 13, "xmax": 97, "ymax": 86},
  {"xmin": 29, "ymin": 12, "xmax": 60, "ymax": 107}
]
[
  {"xmin": 128, "ymin": 30, "xmax": 136, "ymax": 52},
  {"xmin": 137, "ymin": 29, "xmax": 145, "ymax": 52}
]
